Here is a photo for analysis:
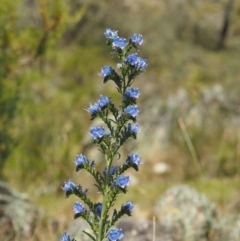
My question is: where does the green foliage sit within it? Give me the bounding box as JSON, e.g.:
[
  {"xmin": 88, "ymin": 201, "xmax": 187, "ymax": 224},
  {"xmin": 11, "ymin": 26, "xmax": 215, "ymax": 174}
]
[
  {"xmin": 0, "ymin": 76, "xmax": 18, "ymax": 178},
  {"xmin": 0, "ymin": 0, "xmax": 87, "ymax": 181},
  {"xmin": 0, "ymin": 0, "xmax": 240, "ymax": 191}
]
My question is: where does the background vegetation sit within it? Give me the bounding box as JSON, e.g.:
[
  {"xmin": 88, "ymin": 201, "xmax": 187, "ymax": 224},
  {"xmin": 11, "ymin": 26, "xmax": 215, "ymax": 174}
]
[{"xmin": 1, "ymin": 0, "xmax": 240, "ymax": 240}]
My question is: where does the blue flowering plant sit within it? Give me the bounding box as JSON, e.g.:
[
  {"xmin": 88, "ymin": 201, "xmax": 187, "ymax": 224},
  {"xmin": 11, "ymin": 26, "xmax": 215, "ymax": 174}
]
[{"xmin": 61, "ymin": 28, "xmax": 147, "ymax": 241}]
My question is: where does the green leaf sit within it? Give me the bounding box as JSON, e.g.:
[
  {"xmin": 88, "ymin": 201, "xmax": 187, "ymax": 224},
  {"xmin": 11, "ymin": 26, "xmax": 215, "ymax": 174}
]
[{"xmin": 82, "ymin": 231, "xmax": 96, "ymax": 241}]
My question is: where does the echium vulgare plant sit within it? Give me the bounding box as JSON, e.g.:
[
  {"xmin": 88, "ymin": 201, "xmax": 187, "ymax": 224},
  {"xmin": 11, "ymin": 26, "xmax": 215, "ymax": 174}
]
[{"xmin": 61, "ymin": 28, "xmax": 147, "ymax": 241}]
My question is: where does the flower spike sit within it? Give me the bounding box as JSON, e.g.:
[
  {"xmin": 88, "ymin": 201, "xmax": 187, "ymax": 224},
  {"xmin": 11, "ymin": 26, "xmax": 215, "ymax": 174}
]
[{"xmin": 61, "ymin": 28, "xmax": 147, "ymax": 241}]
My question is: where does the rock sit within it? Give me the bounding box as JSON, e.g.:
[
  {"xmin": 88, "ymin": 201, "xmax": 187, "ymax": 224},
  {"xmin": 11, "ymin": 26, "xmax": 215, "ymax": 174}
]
[{"xmin": 153, "ymin": 162, "xmax": 171, "ymax": 175}]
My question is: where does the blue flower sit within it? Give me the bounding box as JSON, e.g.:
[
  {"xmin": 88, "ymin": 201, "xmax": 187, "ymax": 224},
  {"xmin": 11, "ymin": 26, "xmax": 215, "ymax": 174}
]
[
  {"xmin": 98, "ymin": 95, "xmax": 110, "ymax": 107},
  {"xmin": 126, "ymin": 54, "xmax": 148, "ymax": 71},
  {"xmin": 126, "ymin": 53, "xmax": 138, "ymax": 65},
  {"xmin": 108, "ymin": 229, "xmax": 124, "ymax": 241},
  {"xmin": 127, "ymin": 153, "xmax": 141, "ymax": 166},
  {"xmin": 103, "ymin": 166, "xmax": 118, "ymax": 176},
  {"xmin": 104, "ymin": 28, "xmax": 118, "ymax": 39},
  {"xmin": 124, "ymin": 88, "xmax": 140, "ymax": 99},
  {"xmin": 128, "ymin": 123, "xmax": 139, "ymax": 135},
  {"xmin": 73, "ymin": 201, "xmax": 86, "ymax": 214},
  {"xmin": 112, "ymin": 37, "xmax": 127, "ymax": 49},
  {"xmin": 60, "ymin": 232, "xmax": 71, "ymax": 241},
  {"xmin": 124, "ymin": 105, "xmax": 139, "ymax": 118},
  {"xmin": 136, "ymin": 57, "xmax": 148, "ymax": 71},
  {"xmin": 63, "ymin": 180, "xmax": 76, "ymax": 193},
  {"xmin": 130, "ymin": 34, "xmax": 143, "ymax": 45},
  {"xmin": 94, "ymin": 202, "xmax": 102, "ymax": 217},
  {"xmin": 88, "ymin": 103, "xmax": 101, "ymax": 114},
  {"xmin": 100, "ymin": 66, "xmax": 114, "ymax": 78},
  {"xmin": 122, "ymin": 201, "xmax": 134, "ymax": 213},
  {"xmin": 89, "ymin": 126, "xmax": 105, "ymax": 140},
  {"xmin": 116, "ymin": 175, "xmax": 130, "ymax": 189},
  {"xmin": 126, "ymin": 153, "xmax": 142, "ymax": 171},
  {"xmin": 75, "ymin": 154, "xmax": 88, "ymax": 170}
]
